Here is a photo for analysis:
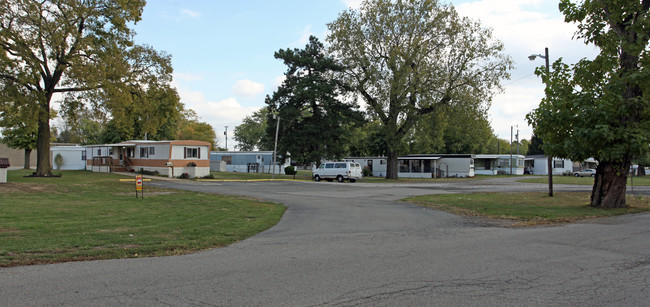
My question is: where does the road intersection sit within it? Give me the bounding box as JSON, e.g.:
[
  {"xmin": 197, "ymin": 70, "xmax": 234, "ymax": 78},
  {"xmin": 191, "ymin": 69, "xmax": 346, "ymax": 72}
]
[{"xmin": 1, "ymin": 177, "xmax": 648, "ymax": 306}]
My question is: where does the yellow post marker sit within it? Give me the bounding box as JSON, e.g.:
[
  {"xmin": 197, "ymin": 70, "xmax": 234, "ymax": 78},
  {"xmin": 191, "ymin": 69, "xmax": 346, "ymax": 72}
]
[{"xmin": 135, "ymin": 175, "xmax": 143, "ymax": 198}]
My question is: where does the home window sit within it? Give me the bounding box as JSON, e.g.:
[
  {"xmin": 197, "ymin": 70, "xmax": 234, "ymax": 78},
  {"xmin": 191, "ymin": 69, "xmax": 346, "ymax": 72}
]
[
  {"xmin": 185, "ymin": 147, "xmax": 198, "ymax": 159},
  {"xmin": 223, "ymin": 156, "xmax": 232, "ymax": 165},
  {"xmin": 554, "ymin": 160, "xmax": 564, "ymax": 168},
  {"xmin": 149, "ymin": 147, "xmax": 155, "ymax": 156},
  {"xmin": 109, "ymin": 148, "xmax": 113, "ymax": 155},
  {"xmin": 82, "ymin": 151, "xmax": 87, "ymax": 161},
  {"xmin": 97, "ymin": 149, "xmax": 101, "ymax": 156},
  {"xmin": 140, "ymin": 147, "xmax": 148, "ymax": 158}
]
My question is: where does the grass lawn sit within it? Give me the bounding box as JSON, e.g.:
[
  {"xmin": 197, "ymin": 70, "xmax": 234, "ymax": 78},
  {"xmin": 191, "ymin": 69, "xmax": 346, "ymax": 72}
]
[
  {"xmin": 405, "ymin": 192, "xmax": 650, "ymax": 226},
  {"xmin": 519, "ymin": 175, "xmax": 650, "ymax": 186},
  {"xmin": 0, "ymin": 170, "xmax": 285, "ymax": 267}
]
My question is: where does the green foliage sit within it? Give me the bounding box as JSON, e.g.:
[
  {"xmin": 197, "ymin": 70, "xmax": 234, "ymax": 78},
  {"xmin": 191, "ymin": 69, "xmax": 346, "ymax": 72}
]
[
  {"xmin": 0, "ymin": 0, "xmax": 163, "ymax": 176},
  {"xmin": 234, "ymin": 108, "xmax": 270, "ymax": 151},
  {"xmin": 405, "ymin": 104, "xmax": 495, "ymax": 154},
  {"xmin": 526, "ymin": 0, "xmax": 650, "ymax": 208},
  {"xmin": 176, "ymin": 111, "xmax": 217, "ymax": 150},
  {"xmin": 362, "ymin": 166, "xmax": 372, "ymax": 177},
  {"xmin": 284, "ymin": 166, "xmax": 297, "ymax": 175},
  {"xmin": 53, "ymin": 154, "xmax": 64, "ymax": 170},
  {"xmin": 327, "ymin": 0, "xmax": 512, "ymax": 178},
  {"xmin": 265, "ymin": 36, "xmax": 364, "ymax": 166},
  {"xmin": 528, "ymin": 134, "xmax": 545, "ymax": 155}
]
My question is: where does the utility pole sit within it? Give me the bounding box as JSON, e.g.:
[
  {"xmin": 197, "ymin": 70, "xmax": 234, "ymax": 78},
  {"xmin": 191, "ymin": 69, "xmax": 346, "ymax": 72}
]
[
  {"xmin": 272, "ymin": 114, "xmax": 280, "ymax": 179},
  {"xmin": 510, "ymin": 126, "xmax": 513, "ymax": 175},
  {"xmin": 224, "ymin": 126, "xmax": 228, "ymax": 151},
  {"xmin": 529, "ymin": 47, "xmax": 553, "ymax": 196}
]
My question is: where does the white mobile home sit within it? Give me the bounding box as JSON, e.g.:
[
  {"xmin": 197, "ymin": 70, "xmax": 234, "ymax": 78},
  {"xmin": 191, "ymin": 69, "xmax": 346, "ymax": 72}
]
[
  {"xmin": 210, "ymin": 151, "xmax": 290, "ymax": 174},
  {"xmin": 345, "ymin": 157, "xmax": 387, "ymax": 177},
  {"xmin": 85, "ymin": 140, "xmax": 211, "ymax": 178},
  {"xmin": 346, "ymin": 155, "xmax": 475, "ymax": 178},
  {"xmin": 474, "ymin": 154, "xmax": 525, "ymax": 175},
  {"xmin": 50, "ymin": 145, "xmax": 87, "ymax": 170},
  {"xmin": 525, "ymin": 155, "xmax": 573, "ymax": 175}
]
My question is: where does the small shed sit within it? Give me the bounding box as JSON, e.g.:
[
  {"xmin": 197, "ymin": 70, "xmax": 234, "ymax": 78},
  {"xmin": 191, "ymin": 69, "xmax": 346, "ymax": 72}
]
[
  {"xmin": 51, "ymin": 145, "xmax": 87, "ymax": 170},
  {"xmin": 0, "ymin": 158, "xmax": 10, "ymax": 183}
]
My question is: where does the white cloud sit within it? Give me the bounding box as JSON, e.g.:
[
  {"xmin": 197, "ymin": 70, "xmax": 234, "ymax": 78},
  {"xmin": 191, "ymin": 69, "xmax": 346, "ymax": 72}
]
[
  {"xmin": 273, "ymin": 75, "xmax": 286, "ymax": 88},
  {"xmin": 452, "ymin": 0, "xmax": 600, "ymax": 140},
  {"xmin": 180, "ymin": 9, "xmax": 201, "ymax": 18},
  {"xmin": 340, "ymin": 0, "xmax": 363, "ymax": 9},
  {"xmin": 173, "ymin": 72, "xmax": 204, "ymax": 82},
  {"xmin": 175, "ymin": 85, "xmax": 260, "ymax": 149},
  {"xmin": 231, "ymin": 79, "xmax": 265, "ymax": 97},
  {"xmin": 291, "ymin": 25, "xmax": 315, "ymax": 48}
]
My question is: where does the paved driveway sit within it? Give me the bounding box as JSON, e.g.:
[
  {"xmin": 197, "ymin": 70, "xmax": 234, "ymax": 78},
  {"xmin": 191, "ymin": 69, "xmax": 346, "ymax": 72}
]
[{"xmin": 1, "ymin": 178, "xmax": 649, "ymax": 306}]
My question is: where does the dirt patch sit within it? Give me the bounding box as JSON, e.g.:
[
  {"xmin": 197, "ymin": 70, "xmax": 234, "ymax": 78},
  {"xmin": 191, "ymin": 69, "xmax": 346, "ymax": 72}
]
[
  {"xmin": 0, "ymin": 182, "xmax": 62, "ymax": 194},
  {"xmin": 114, "ymin": 191, "xmax": 176, "ymax": 197}
]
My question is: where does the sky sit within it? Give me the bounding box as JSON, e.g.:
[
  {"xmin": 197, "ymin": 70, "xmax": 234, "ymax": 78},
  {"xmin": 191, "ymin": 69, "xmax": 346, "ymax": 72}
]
[{"xmin": 132, "ymin": 0, "xmax": 599, "ymax": 150}]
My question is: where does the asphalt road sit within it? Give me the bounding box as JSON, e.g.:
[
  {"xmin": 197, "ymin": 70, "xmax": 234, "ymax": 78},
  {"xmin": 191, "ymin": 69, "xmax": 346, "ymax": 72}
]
[{"xmin": 1, "ymin": 177, "xmax": 649, "ymax": 306}]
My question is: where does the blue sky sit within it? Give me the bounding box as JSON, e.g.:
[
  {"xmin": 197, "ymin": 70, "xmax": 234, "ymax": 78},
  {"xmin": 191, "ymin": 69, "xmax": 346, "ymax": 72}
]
[{"xmin": 133, "ymin": 0, "xmax": 598, "ymax": 150}]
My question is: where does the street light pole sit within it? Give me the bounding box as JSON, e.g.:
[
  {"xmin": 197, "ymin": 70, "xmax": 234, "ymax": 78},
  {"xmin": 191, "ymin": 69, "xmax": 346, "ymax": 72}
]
[
  {"xmin": 529, "ymin": 47, "xmax": 553, "ymax": 197},
  {"xmin": 272, "ymin": 114, "xmax": 280, "ymax": 179}
]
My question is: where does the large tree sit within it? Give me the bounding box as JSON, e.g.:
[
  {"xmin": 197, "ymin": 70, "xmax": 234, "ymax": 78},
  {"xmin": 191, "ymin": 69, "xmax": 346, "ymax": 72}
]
[
  {"xmin": 0, "ymin": 82, "xmax": 39, "ymax": 168},
  {"xmin": 234, "ymin": 108, "xmax": 270, "ymax": 151},
  {"xmin": 175, "ymin": 110, "xmax": 217, "ymax": 150},
  {"xmin": 327, "ymin": 0, "xmax": 512, "ymax": 179},
  {"xmin": 527, "ymin": 0, "xmax": 649, "ymax": 208},
  {"xmin": 405, "ymin": 103, "xmax": 494, "ymax": 154},
  {"xmin": 0, "ymin": 0, "xmax": 148, "ymax": 176},
  {"xmin": 265, "ymin": 36, "xmax": 363, "ymax": 166}
]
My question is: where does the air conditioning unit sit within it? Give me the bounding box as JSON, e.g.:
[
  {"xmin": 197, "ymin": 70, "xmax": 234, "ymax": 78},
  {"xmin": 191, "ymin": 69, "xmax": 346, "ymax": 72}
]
[{"xmin": 165, "ymin": 162, "xmax": 173, "ymax": 167}]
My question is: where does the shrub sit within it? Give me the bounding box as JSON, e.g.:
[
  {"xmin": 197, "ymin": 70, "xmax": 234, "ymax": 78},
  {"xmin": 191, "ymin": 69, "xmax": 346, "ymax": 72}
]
[
  {"xmin": 138, "ymin": 169, "xmax": 159, "ymax": 176},
  {"xmin": 178, "ymin": 173, "xmax": 190, "ymax": 179},
  {"xmin": 284, "ymin": 166, "xmax": 297, "ymax": 175},
  {"xmin": 54, "ymin": 153, "xmax": 64, "ymax": 170},
  {"xmin": 202, "ymin": 174, "xmax": 214, "ymax": 179},
  {"xmin": 362, "ymin": 166, "xmax": 372, "ymax": 177}
]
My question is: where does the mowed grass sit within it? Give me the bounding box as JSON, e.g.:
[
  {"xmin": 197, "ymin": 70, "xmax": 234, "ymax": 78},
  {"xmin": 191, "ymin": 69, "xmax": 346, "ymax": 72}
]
[
  {"xmin": 0, "ymin": 170, "xmax": 285, "ymax": 267},
  {"xmin": 405, "ymin": 192, "xmax": 650, "ymax": 226},
  {"xmin": 519, "ymin": 175, "xmax": 650, "ymax": 186}
]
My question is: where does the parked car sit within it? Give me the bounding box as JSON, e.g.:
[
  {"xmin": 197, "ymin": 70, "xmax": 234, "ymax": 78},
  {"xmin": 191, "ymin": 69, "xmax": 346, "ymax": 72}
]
[
  {"xmin": 313, "ymin": 162, "xmax": 362, "ymax": 182},
  {"xmin": 574, "ymin": 169, "xmax": 596, "ymax": 177}
]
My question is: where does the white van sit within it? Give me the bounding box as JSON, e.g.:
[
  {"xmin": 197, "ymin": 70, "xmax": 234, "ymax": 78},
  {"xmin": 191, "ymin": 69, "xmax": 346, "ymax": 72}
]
[{"xmin": 313, "ymin": 162, "xmax": 363, "ymax": 182}]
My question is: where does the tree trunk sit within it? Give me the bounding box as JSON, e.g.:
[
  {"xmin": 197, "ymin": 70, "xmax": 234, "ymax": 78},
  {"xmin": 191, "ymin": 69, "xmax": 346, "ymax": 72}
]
[
  {"xmin": 23, "ymin": 149, "xmax": 32, "ymax": 169},
  {"xmin": 637, "ymin": 165, "xmax": 646, "ymax": 176},
  {"xmin": 590, "ymin": 160, "xmax": 630, "ymax": 208},
  {"xmin": 34, "ymin": 97, "xmax": 52, "ymax": 176},
  {"xmin": 386, "ymin": 150, "xmax": 399, "ymax": 180}
]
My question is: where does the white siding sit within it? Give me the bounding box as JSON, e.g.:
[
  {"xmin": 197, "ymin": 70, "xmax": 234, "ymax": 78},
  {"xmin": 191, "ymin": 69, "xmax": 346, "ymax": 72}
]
[{"xmin": 51, "ymin": 146, "xmax": 87, "ymax": 170}]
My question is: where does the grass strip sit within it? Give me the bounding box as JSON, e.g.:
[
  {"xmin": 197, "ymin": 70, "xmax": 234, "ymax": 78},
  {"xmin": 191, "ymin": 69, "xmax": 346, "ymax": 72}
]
[
  {"xmin": 405, "ymin": 192, "xmax": 650, "ymax": 226},
  {"xmin": 518, "ymin": 175, "xmax": 650, "ymax": 186},
  {"xmin": 0, "ymin": 170, "xmax": 285, "ymax": 267}
]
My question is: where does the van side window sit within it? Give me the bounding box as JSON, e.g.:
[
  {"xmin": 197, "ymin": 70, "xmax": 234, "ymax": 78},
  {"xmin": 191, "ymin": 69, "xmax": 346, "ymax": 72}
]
[
  {"xmin": 326, "ymin": 163, "xmax": 334, "ymax": 169},
  {"xmin": 335, "ymin": 163, "xmax": 346, "ymax": 168}
]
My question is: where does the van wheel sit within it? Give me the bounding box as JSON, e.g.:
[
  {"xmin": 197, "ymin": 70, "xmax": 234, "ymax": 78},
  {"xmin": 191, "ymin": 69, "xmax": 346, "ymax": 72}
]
[
  {"xmin": 336, "ymin": 175, "xmax": 344, "ymax": 183},
  {"xmin": 350, "ymin": 179, "xmax": 356, "ymax": 183},
  {"xmin": 314, "ymin": 175, "xmax": 321, "ymax": 182}
]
